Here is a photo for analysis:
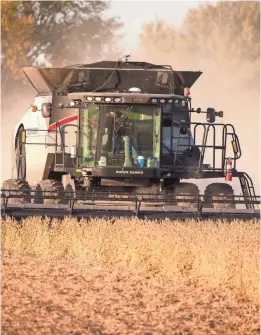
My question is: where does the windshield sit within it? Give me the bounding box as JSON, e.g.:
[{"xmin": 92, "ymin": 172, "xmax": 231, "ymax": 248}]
[
  {"xmin": 68, "ymin": 69, "xmax": 173, "ymax": 94},
  {"xmin": 79, "ymin": 104, "xmax": 161, "ymax": 168}
]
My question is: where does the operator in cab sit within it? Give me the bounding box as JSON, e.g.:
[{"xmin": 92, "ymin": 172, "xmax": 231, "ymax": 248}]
[{"xmin": 103, "ymin": 109, "xmax": 140, "ymax": 163}]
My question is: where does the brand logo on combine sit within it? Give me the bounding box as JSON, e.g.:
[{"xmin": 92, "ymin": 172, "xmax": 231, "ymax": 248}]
[
  {"xmin": 27, "ymin": 129, "xmax": 38, "ymax": 135},
  {"xmin": 116, "ymin": 170, "xmax": 144, "ymax": 175}
]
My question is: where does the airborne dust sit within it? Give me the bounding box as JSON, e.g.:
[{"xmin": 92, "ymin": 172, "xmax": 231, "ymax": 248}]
[{"xmin": 1, "ymin": 3, "xmax": 260, "ymax": 335}]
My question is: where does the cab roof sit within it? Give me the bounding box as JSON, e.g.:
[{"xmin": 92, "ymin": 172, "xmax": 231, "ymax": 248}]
[{"xmin": 66, "ymin": 61, "xmax": 173, "ymax": 71}]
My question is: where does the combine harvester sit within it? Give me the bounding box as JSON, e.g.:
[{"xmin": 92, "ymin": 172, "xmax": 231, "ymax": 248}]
[{"xmin": 1, "ymin": 56, "xmax": 260, "ymax": 219}]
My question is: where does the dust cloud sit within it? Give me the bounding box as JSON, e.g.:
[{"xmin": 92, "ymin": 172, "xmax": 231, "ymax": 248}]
[{"xmin": 1, "ymin": 84, "xmax": 35, "ymax": 183}]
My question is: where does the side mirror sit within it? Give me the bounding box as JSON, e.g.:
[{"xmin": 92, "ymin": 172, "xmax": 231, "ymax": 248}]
[
  {"xmin": 42, "ymin": 103, "xmax": 52, "ymax": 118},
  {"xmin": 206, "ymin": 107, "xmax": 216, "ymax": 123}
]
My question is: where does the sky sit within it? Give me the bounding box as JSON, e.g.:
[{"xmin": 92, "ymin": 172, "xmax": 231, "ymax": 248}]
[{"xmin": 106, "ymin": 1, "xmax": 214, "ymax": 54}]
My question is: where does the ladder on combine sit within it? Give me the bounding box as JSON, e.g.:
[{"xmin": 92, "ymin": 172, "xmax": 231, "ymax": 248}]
[{"xmin": 239, "ymin": 174, "xmax": 258, "ymax": 210}]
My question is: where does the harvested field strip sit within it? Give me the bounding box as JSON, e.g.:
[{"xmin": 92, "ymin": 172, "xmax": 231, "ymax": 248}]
[{"xmin": 2, "ymin": 217, "xmax": 260, "ymax": 335}]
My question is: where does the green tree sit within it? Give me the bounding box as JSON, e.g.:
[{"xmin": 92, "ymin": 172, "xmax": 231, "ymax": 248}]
[
  {"xmin": 1, "ymin": 1, "xmax": 35, "ymax": 78},
  {"xmin": 1, "ymin": 1, "xmax": 123, "ymax": 92}
]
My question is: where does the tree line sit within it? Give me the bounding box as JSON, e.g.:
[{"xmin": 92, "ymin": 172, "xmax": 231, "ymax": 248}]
[{"xmin": 1, "ymin": 1, "xmax": 122, "ymax": 94}]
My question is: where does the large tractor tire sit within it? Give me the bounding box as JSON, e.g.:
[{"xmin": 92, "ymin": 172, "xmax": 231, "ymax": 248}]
[
  {"xmin": 173, "ymin": 182, "xmax": 199, "ymax": 208},
  {"xmin": 34, "ymin": 179, "xmax": 65, "ymax": 204},
  {"xmin": 15, "ymin": 127, "xmax": 26, "ymax": 180},
  {"xmin": 204, "ymin": 183, "xmax": 235, "ymax": 209},
  {"xmin": 2, "ymin": 179, "xmax": 31, "ymax": 204},
  {"xmin": 133, "ymin": 185, "xmax": 164, "ymax": 201}
]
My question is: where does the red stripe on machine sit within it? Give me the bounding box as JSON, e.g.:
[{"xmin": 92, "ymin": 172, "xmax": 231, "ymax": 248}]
[
  {"xmin": 48, "ymin": 115, "xmax": 78, "ymax": 131},
  {"xmin": 48, "ymin": 115, "xmax": 98, "ymax": 131}
]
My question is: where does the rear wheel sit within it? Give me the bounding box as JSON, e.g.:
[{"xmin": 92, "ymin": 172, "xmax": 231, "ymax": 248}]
[
  {"xmin": 204, "ymin": 183, "xmax": 235, "ymax": 209},
  {"xmin": 173, "ymin": 182, "xmax": 199, "ymax": 208},
  {"xmin": 34, "ymin": 179, "xmax": 65, "ymax": 204},
  {"xmin": 2, "ymin": 179, "xmax": 31, "ymax": 204}
]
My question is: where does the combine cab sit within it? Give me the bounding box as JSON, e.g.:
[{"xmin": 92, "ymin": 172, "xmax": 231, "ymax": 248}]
[{"xmin": 1, "ymin": 58, "xmax": 260, "ymax": 219}]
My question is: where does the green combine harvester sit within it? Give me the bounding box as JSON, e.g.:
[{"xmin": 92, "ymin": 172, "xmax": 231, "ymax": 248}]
[{"xmin": 1, "ymin": 57, "xmax": 260, "ymax": 219}]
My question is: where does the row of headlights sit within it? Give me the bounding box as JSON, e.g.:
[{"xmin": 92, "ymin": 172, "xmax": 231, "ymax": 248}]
[
  {"xmin": 67, "ymin": 97, "xmax": 121, "ymax": 107},
  {"xmin": 85, "ymin": 97, "xmax": 122, "ymax": 103},
  {"xmin": 84, "ymin": 97, "xmax": 180, "ymax": 104},
  {"xmin": 68, "ymin": 97, "xmax": 182, "ymax": 107},
  {"xmin": 150, "ymin": 98, "xmax": 176, "ymax": 104}
]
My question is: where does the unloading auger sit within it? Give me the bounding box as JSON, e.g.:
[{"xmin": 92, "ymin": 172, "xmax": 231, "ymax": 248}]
[{"xmin": 1, "ymin": 58, "xmax": 260, "ymax": 220}]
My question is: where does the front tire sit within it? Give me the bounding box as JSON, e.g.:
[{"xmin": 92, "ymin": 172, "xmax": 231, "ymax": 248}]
[
  {"xmin": 173, "ymin": 182, "xmax": 199, "ymax": 208},
  {"xmin": 2, "ymin": 179, "xmax": 31, "ymax": 204},
  {"xmin": 34, "ymin": 179, "xmax": 65, "ymax": 204}
]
